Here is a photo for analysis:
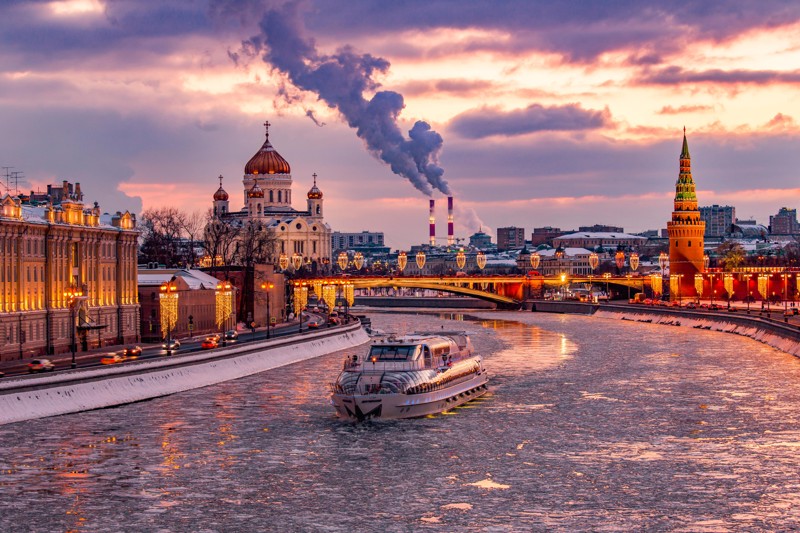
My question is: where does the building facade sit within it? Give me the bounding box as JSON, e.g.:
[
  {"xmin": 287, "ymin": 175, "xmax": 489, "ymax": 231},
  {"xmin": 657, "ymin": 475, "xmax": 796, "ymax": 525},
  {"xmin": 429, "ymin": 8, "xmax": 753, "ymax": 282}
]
[
  {"xmin": 552, "ymin": 232, "xmax": 647, "ymax": 250},
  {"xmin": 497, "ymin": 226, "xmax": 526, "ymax": 251},
  {"xmin": 332, "ymin": 231, "xmax": 385, "ymax": 252},
  {"xmin": 212, "ymin": 122, "xmax": 332, "ymax": 271},
  {"xmin": 0, "ymin": 183, "xmax": 140, "ymax": 361},
  {"xmin": 699, "ymin": 204, "xmax": 735, "ymax": 238},
  {"xmin": 770, "ymin": 207, "xmax": 799, "ymax": 235},
  {"xmin": 667, "ymin": 131, "xmax": 705, "ymax": 300}
]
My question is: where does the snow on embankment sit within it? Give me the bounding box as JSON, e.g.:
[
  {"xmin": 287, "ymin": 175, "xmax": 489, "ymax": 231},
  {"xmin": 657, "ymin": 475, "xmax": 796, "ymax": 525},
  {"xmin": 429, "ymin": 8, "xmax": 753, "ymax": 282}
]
[
  {"xmin": 0, "ymin": 323, "xmax": 369, "ymax": 426},
  {"xmin": 594, "ymin": 308, "xmax": 800, "ymax": 357}
]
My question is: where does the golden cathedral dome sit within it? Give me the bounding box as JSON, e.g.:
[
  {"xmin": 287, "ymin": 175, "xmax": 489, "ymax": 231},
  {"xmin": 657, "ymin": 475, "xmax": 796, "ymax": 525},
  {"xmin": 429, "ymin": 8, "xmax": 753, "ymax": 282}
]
[
  {"xmin": 307, "ymin": 173, "xmax": 322, "ymax": 199},
  {"xmin": 244, "ymin": 121, "xmax": 291, "ymax": 175},
  {"xmin": 247, "ymin": 183, "xmax": 264, "ymax": 199},
  {"xmin": 213, "ymin": 175, "xmax": 229, "ymax": 201}
]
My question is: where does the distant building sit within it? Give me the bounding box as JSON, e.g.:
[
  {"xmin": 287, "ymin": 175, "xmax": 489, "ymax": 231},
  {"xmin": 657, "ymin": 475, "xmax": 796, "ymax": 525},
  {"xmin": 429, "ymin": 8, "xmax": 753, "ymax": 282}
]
[
  {"xmin": 699, "ymin": 205, "xmax": 735, "ymax": 238},
  {"xmin": 578, "ymin": 224, "xmax": 623, "ymax": 233},
  {"xmin": 469, "ymin": 230, "xmax": 493, "ymax": 249},
  {"xmin": 0, "ymin": 181, "xmax": 140, "ymax": 361},
  {"xmin": 552, "ymin": 232, "xmax": 647, "ymax": 251},
  {"xmin": 769, "ymin": 207, "xmax": 799, "ymax": 235},
  {"xmin": 332, "ymin": 231, "xmax": 385, "ymax": 253},
  {"xmin": 497, "ymin": 226, "xmax": 525, "ymax": 251},
  {"xmin": 530, "ymin": 226, "xmax": 567, "ymax": 247}
]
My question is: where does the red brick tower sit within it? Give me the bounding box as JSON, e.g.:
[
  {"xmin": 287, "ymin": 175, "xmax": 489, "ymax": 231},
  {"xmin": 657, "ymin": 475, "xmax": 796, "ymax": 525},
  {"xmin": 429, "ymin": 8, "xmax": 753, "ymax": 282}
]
[{"xmin": 667, "ymin": 129, "xmax": 705, "ymax": 301}]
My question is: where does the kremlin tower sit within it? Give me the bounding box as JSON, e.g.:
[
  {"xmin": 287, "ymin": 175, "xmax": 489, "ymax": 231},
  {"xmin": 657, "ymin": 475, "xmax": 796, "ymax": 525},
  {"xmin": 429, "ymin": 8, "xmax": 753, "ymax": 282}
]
[{"xmin": 667, "ymin": 129, "xmax": 705, "ymax": 300}]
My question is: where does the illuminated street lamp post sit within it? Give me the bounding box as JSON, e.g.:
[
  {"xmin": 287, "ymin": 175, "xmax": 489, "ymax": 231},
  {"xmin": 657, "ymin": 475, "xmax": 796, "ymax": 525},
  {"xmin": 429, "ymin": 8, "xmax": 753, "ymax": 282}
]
[
  {"xmin": 675, "ymin": 274, "xmax": 683, "ymax": 306},
  {"xmin": 64, "ymin": 286, "xmax": 84, "ymax": 368},
  {"xmin": 159, "ymin": 281, "xmax": 179, "ymax": 354},
  {"xmin": 261, "ymin": 281, "xmax": 274, "ymax": 339},
  {"xmin": 782, "ymin": 273, "xmax": 789, "ymax": 312},
  {"xmin": 215, "ymin": 280, "xmax": 233, "ymax": 346},
  {"xmin": 603, "ymin": 272, "xmax": 611, "ymax": 302}
]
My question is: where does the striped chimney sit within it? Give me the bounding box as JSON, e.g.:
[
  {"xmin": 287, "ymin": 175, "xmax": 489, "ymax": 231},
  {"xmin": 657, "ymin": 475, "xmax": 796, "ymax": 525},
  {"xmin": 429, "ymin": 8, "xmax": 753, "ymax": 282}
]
[
  {"xmin": 429, "ymin": 199, "xmax": 436, "ymax": 246},
  {"xmin": 447, "ymin": 196, "xmax": 454, "ymax": 246}
]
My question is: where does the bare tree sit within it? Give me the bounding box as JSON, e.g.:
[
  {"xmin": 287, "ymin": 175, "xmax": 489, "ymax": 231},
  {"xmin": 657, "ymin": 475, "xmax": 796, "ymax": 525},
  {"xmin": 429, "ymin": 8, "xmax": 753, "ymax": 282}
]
[
  {"xmin": 139, "ymin": 207, "xmax": 187, "ymax": 267},
  {"xmin": 202, "ymin": 211, "xmax": 239, "ymax": 277},
  {"xmin": 180, "ymin": 210, "xmax": 206, "ymax": 268}
]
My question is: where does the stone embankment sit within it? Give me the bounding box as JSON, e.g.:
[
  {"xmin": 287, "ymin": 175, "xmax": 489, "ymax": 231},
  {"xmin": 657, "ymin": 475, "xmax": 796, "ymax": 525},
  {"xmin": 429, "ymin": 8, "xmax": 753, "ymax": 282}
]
[
  {"xmin": 531, "ymin": 300, "xmax": 800, "ymax": 357},
  {"xmin": 0, "ymin": 322, "xmax": 369, "ymax": 426}
]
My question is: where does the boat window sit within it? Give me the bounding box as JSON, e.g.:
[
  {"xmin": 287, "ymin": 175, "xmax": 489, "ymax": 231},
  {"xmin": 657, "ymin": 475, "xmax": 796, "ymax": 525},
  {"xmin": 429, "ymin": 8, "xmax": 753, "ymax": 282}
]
[{"xmin": 368, "ymin": 345, "xmax": 416, "ymax": 361}]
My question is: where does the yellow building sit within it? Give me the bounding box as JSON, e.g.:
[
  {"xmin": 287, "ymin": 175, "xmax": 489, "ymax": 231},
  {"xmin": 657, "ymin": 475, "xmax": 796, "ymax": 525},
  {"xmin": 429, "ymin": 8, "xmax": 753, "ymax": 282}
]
[
  {"xmin": 667, "ymin": 130, "xmax": 706, "ymax": 300},
  {"xmin": 0, "ymin": 182, "xmax": 140, "ymax": 361}
]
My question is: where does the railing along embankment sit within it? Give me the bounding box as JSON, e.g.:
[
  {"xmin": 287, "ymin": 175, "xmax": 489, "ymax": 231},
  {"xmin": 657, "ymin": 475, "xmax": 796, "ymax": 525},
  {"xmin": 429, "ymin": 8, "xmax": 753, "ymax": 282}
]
[
  {"xmin": 593, "ymin": 304, "xmax": 800, "ymax": 357},
  {"xmin": 0, "ymin": 321, "xmax": 369, "ymax": 426}
]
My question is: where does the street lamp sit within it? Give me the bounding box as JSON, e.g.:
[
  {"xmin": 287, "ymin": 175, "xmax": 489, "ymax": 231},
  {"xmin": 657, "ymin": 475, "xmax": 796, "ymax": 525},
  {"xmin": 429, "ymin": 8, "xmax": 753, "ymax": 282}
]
[
  {"xmin": 603, "ymin": 272, "xmax": 611, "ymax": 302},
  {"xmin": 159, "ymin": 281, "xmax": 179, "ymax": 354},
  {"xmin": 261, "ymin": 281, "xmax": 274, "ymax": 339},
  {"xmin": 215, "ymin": 280, "xmax": 233, "ymax": 346},
  {"xmin": 782, "ymin": 273, "xmax": 789, "ymax": 312},
  {"xmin": 676, "ymin": 274, "xmax": 683, "ymax": 306},
  {"xmin": 560, "ymin": 273, "xmax": 567, "ymax": 300},
  {"xmin": 64, "ymin": 287, "xmax": 84, "ymax": 368}
]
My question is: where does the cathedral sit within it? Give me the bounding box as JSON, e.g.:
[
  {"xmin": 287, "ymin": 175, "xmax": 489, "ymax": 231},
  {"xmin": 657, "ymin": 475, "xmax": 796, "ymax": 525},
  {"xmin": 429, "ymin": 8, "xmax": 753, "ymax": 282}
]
[{"xmin": 212, "ymin": 122, "xmax": 332, "ymax": 271}]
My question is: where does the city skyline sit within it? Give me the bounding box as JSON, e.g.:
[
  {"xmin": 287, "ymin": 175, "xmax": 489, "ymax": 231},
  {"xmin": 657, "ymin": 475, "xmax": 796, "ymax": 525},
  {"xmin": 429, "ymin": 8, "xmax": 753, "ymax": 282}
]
[{"xmin": 2, "ymin": 1, "xmax": 800, "ymax": 250}]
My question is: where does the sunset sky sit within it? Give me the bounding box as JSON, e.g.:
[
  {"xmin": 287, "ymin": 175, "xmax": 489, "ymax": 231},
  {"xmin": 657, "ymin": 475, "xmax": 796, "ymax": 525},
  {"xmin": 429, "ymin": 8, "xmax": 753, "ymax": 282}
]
[{"xmin": 2, "ymin": 0, "xmax": 800, "ymax": 249}]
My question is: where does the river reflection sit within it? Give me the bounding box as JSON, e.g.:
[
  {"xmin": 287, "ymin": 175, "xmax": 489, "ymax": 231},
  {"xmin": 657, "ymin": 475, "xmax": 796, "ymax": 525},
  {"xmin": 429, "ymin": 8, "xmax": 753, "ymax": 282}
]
[{"xmin": 2, "ymin": 311, "xmax": 800, "ymax": 531}]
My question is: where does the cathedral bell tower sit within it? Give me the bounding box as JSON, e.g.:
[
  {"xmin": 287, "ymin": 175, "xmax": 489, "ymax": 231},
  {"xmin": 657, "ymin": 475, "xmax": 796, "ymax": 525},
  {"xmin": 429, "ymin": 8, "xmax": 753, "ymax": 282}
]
[
  {"xmin": 212, "ymin": 175, "xmax": 229, "ymax": 218},
  {"xmin": 307, "ymin": 173, "xmax": 323, "ymax": 219},
  {"xmin": 667, "ymin": 129, "xmax": 705, "ymax": 301}
]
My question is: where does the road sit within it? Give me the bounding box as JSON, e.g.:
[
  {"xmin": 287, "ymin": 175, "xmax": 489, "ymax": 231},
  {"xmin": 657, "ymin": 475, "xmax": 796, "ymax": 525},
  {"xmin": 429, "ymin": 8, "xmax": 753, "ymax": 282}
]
[{"xmin": 0, "ymin": 312, "xmax": 342, "ymax": 378}]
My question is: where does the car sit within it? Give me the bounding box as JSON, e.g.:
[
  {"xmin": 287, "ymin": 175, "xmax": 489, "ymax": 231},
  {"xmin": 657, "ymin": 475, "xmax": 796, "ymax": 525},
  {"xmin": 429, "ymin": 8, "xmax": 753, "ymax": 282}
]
[
  {"xmin": 162, "ymin": 339, "xmax": 181, "ymax": 351},
  {"xmin": 201, "ymin": 338, "xmax": 218, "ymax": 349},
  {"xmin": 224, "ymin": 330, "xmax": 239, "ymax": 340},
  {"xmin": 100, "ymin": 353, "xmax": 126, "ymax": 365},
  {"xmin": 0, "ymin": 370, "xmax": 5, "ymax": 378},
  {"xmin": 708, "ymin": 303, "xmax": 721, "ymax": 311},
  {"xmin": 307, "ymin": 320, "xmax": 321, "ymax": 329},
  {"xmin": 123, "ymin": 345, "xmax": 142, "ymax": 357},
  {"xmin": 792, "ymin": 308, "xmax": 800, "ymax": 316},
  {"xmin": 28, "ymin": 358, "xmax": 55, "ymax": 373},
  {"xmin": 207, "ymin": 333, "xmax": 221, "ymax": 343},
  {"xmin": 685, "ymin": 302, "xmax": 697, "ymax": 309}
]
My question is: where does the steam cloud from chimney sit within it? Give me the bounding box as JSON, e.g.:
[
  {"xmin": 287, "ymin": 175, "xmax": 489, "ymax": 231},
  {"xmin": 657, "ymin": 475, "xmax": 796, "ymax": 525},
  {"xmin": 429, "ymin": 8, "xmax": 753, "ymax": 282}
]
[{"xmin": 248, "ymin": 2, "xmax": 450, "ymax": 197}]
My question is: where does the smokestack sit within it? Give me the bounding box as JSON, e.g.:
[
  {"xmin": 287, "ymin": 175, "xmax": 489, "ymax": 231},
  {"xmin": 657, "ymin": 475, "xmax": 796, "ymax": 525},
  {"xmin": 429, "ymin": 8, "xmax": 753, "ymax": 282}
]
[
  {"xmin": 429, "ymin": 199, "xmax": 436, "ymax": 246},
  {"xmin": 447, "ymin": 196, "xmax": 454, "ymax": 246}
]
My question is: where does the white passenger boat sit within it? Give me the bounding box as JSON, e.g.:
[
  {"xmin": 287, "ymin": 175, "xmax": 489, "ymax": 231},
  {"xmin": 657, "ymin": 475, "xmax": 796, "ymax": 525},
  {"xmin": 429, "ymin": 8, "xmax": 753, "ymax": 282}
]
[{"xmin": 330, "ymin": 332, "xmax": 489, "ymax": 421}]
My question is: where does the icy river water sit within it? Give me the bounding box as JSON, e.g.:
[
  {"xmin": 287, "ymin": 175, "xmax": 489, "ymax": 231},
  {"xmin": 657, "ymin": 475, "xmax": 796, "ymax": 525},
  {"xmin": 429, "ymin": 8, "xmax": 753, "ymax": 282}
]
[{"xmin": 3, "ymin": 311, "xmax": 800, "ymax": 532}]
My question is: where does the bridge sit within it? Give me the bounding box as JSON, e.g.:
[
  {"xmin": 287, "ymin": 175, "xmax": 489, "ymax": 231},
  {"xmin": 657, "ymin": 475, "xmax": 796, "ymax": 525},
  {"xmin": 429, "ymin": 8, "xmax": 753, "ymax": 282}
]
[{"xmin": 297, "ymin": 275, "xmax": 650, "ymax": 307}]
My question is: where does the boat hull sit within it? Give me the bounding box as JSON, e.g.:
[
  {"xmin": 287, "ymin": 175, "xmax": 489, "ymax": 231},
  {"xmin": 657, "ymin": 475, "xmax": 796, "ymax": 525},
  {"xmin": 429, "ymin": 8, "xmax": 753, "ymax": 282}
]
[{"xmin": 331, "ymin": 371, "xmax": 489, "ymax": 421}]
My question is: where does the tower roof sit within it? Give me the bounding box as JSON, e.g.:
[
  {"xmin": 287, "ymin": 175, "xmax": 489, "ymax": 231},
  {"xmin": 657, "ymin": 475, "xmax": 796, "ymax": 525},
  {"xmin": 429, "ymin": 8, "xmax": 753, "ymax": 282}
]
[
  {"xmin": 244, "ymin": 121, "xmax": 291, "ymax": 175},
  {"xmin": 213, "ymin": 175, "xmax": 229, "ymax": 201},
  {"xmin": 307, "ymin": 173, "xmax": 323, "ymax": 199},
  {"xmin": 247, "ymin": 182, "xmax": 264, "ymax": 199},
  {"xmin": 680, "ymin": 126, "xmax": 690, "ymax": 159}
]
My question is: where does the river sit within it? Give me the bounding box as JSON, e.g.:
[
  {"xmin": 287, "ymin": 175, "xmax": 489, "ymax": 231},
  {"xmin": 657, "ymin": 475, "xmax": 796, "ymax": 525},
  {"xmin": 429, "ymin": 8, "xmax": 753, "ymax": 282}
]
[{"xmin": 1, "ymin": 311, "xmax": 800, "ymax": 532}]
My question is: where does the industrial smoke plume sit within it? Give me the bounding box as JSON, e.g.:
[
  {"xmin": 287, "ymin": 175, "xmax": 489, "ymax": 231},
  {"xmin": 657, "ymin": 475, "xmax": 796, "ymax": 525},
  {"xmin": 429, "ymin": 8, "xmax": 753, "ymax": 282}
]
[{"xmin": 247, "ymin": 2, "xmax": 450, "ymax": 197}]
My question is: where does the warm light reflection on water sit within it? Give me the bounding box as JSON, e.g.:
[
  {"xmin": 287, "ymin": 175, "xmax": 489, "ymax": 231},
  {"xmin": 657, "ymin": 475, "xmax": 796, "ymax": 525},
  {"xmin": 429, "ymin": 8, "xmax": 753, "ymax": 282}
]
[{"xmin": 2, "ymin": 310, "xmax": 800, "ymax": 530}]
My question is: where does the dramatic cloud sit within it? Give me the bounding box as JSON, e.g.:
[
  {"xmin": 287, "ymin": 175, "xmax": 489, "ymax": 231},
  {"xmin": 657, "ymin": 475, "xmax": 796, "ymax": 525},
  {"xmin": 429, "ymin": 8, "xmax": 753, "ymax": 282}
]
[
  {"xmin": 657, "ymin": 105, "xmax": 715, "ymax": 115},
  {"xmin": 449, "ymin": 104, "xmax": 611, "ymax": 139},
  {"xmin": 640, "ymin": 67, "xmax": 800, "ymax": 86},
  {"xmin": 246, "ymin": 2, "xmax": 449, "ymax": 196}
]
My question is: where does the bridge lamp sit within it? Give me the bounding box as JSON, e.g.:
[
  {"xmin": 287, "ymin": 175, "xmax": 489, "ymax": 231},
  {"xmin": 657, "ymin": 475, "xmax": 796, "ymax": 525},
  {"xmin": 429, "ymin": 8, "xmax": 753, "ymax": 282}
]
[
  {"xmin": 416, "ymin": 251, "xmax": 426, "ymax": 270},
  {"xmin": 397, "ymin": 251, "xmax": 408, "ymax": 272},
  {"xmin": 658, "ymin": 252, "xmax": 668, "ymax": 273},
  {"xmin": 278, "ymin": 253, "xmax": 289, "ymax": 271},
  {"xmin": 291, "ymin": 253, "xmax": 303, "ymax": 270},
  {"xmin": 337, "ymin": 252, "xmax": 348, "ymax": 271},
  {"xmin": 615, "ymin": 251, "xmax": 625, "ymax": 271},
  {"xmin": 476, "ymin": 251, "xmax": 487, "ymax": 270},
  {"xmin": 530, "ymin": 252, "xmax": 540, "ymax": 270},
  {"xmin": 629, "ymin": 253, "xmax": 639, "ymax": 271},
  {"xmin": 456, "ymin": 249, "xmax": 466, "ymax": 270},
  {"xmin": 353, "ymin": 252, "xmax": 364, "ymax": 270}
]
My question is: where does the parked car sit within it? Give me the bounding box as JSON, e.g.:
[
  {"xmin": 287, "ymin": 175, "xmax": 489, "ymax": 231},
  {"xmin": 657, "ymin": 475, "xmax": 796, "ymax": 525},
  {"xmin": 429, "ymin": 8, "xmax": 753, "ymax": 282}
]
[
  {"xmin": 224, "ymin": 330, "xmax": 239, "ymax": 340},
  {"xmin": 201, "ymin": 338, "xmax": 218, "ymax": 349},
  {"xmin": 100, "ymin": 353, "xmax": 126, "ymax": 365},
  {"xmin": 708, "ymin": 303, "xmax": 722, "ymax": 311},
  {"xmin": 123, "ymin": 345, "xmax": 142, "ymax": 358},
  {"xmin": 685, "ymin": 302, "xmax": 697, "ymax": 309},
  {"xmin": 162, "ymin": 339, "xmax": 181, "ymax": 352},
  {"xmin": 28, "ymin": 359, "xmax": 55, "ymax": 373},
  {"xmin": 307, "ymin": 320, "xmax": 321, "ymax": 329}
]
